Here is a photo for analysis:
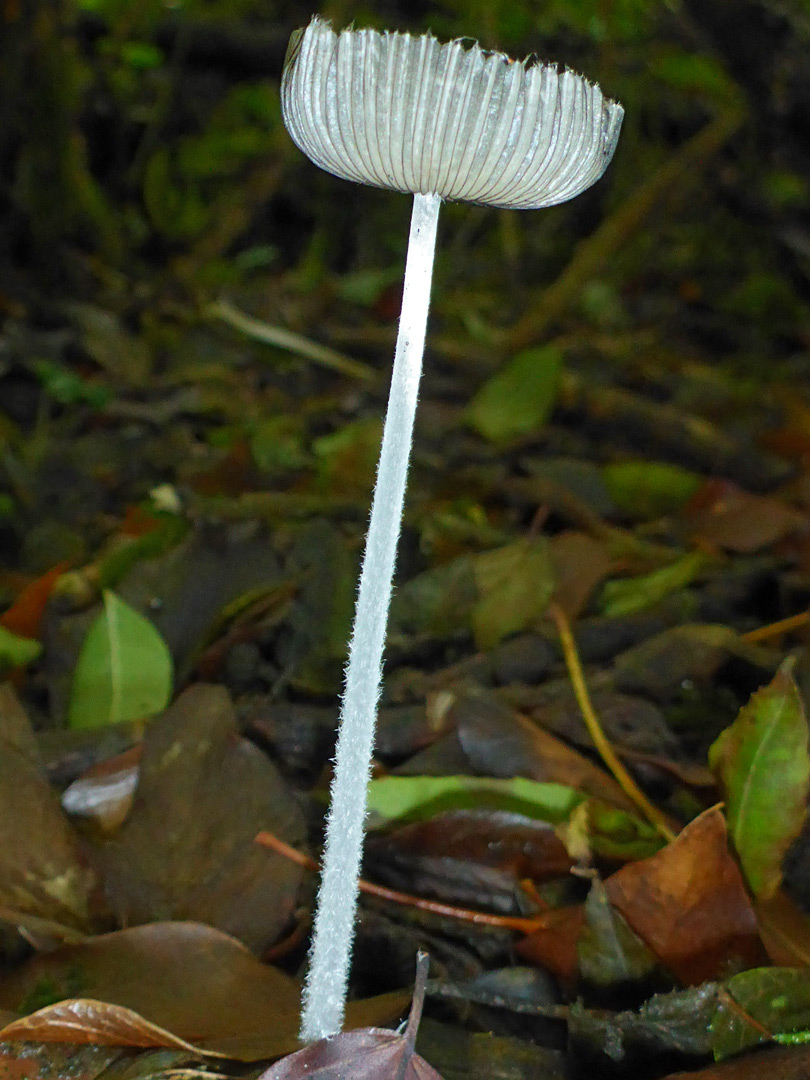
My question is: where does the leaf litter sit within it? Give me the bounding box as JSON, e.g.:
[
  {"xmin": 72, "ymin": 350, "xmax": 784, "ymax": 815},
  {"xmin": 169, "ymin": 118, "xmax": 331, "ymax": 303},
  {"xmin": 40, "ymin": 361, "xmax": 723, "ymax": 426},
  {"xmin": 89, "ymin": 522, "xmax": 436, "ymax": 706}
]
[{"xmin": 5, "ymin": 6, "xmax": 810, "ymax": 1079}]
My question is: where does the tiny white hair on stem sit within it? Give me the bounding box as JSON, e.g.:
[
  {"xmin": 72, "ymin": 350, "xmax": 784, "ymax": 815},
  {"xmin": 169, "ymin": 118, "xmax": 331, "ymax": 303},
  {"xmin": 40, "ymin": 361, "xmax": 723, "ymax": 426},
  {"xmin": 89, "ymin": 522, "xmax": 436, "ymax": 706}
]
[{"xmin": 283, "ymin": 15, "xmax": 623, "ymax": 1044}]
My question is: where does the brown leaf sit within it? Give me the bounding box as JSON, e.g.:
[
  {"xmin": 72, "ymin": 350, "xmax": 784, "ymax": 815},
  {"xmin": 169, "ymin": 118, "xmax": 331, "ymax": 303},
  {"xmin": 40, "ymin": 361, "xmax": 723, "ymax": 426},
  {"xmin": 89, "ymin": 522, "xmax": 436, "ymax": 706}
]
[
  {"xmin": 454, "ymin": 689, "xmax": 638, "ymax": 812},
  {"xmin": 685, "ymin": 480, "xmax": 804, "ymax": 553},
  {"xmin": 0, "ymin": 1000, "xmax": 208, "ymax": 1054},
  {"xmin": 0, "ymin": 922, "xmax": 407, "ymax": 1062},
  {"xmin": 549, "ymin": 531, "xmax": 612, "ymax": 620},
  {"xmin": 756, "ymin": 889, "xmax": 810, "ymax": 967},
  {"xmin": 661, "ymin": 1044, "xmax": 810, "ymax": 1079},
  {"xmin": 365, "ymin": 809, "xmax": 572, "ymax": 913},
  {"xmin": 604, "ymin": 807, "xmax": 764, "ymax": 983},
  {"xmin": 99, "ymin": 684, "xmax": 305, "ymax": 952},
  {"xmin": 0, "ymin": 685, "xmax": 95, "ymax": 942},
  {"xmin": 515, "ymin": 906, "xmax": 586, "ymax": 984}
]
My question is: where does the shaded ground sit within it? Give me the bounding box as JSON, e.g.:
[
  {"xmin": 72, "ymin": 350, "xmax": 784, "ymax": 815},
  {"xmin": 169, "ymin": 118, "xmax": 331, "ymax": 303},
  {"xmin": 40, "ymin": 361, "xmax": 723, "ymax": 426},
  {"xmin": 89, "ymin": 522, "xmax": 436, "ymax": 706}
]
[{"xmin": 4, "ymin": 1, "xmax": 810, "ymax": 1078}]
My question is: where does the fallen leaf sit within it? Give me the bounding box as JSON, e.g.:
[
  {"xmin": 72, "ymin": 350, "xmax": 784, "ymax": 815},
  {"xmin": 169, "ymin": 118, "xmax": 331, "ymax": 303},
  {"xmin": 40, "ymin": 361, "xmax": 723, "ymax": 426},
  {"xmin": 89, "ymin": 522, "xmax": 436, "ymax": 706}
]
[
  {"xmin": 515, "ymin": 906, "xmax": 585, "ymax": 983},
  {"xmin": 455, "ymin": 689, "xmax": 639, "ymax": 812},
  {"xmin": 713, "ymin": 968, "xmax": 810, "ymax": 1060},
  {"xmin": 549, "ymin": 531, "xmax": 612, "ymax": 621},
  {"xmin": 0, "ymin": 562, "xmax": 70, "ymax": 640},
  {"xmin": 61, "ymin": 745, "xmax": 142, "ymax": 834},
  {"xmin": 0, "ymin": 921, "xmax": 407, "ymax": 1061},
  {"xmin": 68, "ymin": 591, "xmax": 173, "ymax": 729},
  {"xmin": 604, "ymin": 808, "xmax": 764, "ymax": 983},
  {"xmin": 471, "ymin": 538, "xmax": 555, "ymax": 649},
  {"xmin": 685, "ymin": 480, "xmax": 805, "ymax": 553},
  {"xmin": 259, "ymin": 953, "xmax": 441, "ymax": 1079},
  {"xmin": 709, "ymin": 661, "xmax": 810, "ymax": 899},
  {"xmin": 0, "ymin": 685, "xmax": 95, "ymax": 942},
  {"xmin": 365, "ymin": 809, "xmax": 572, "ymax": 912},
  {"xmin": 756, "ymin": 890, "xmax": 810, "ymax": 968},
  {"xmin": 578, "ymin": 877, "xmax": 658, "ymax": 986},
  {"xmin": 465, "ymin": 345, "xmax": 563, "ymax": 445},
  {"xmin": 660, "ymin": 1044, "xmax": 810, "ymax": 1079},
  {"xmin": 99, "ymin": 684, "xmax": 306, "ymax": 953}
]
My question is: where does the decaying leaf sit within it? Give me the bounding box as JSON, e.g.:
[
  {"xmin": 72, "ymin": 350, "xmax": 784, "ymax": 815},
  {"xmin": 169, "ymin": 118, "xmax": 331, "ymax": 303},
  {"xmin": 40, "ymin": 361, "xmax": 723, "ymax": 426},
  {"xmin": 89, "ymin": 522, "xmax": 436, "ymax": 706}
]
[
  {"xmin": 99, "ymin": 684, "xmax": 306, "ymax": 952},
  {"xmin": 0, "ymin": 685, "xmax": 95, "ymax": 942}
]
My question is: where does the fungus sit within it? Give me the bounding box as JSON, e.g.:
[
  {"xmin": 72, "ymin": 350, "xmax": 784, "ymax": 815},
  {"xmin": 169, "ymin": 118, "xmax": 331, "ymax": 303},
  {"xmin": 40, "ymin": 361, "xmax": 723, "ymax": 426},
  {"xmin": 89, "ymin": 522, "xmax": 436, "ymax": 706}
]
[{"xmin": 281, "ymin": 16, "xmax": 623, "ymax": 1041}]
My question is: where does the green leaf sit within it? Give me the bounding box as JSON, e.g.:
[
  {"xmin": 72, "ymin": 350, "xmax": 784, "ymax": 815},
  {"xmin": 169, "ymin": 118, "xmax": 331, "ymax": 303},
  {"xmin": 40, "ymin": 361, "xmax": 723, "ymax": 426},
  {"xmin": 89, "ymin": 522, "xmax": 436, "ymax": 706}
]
[
  {"xmin": 472, "ymin": 537, "xmax": 555, "ymax": 649},
  {"xmin": 68, "ymin": 591, "xmax": 173, "ymax": 730},
  {"xmin": 0, "ymin": 625, "xmax": 42, "ymax": 670},
  {"xmin": 712, "ymin": 968, "xmax": 810, "ymax": 1060},
  {"xmin": 602, "ymin": 460, "xmax": 702, "ymax": 519},
  {"xmin": 366, "ymin": 775, "xmax": 583, "ymax": 826},
  {"xmin": 466, "ymin": 345, "xmax": 563, "ymax": 444},
  {"xmin": 709, "ymin": 661, "xmax": 810, "ymax": 899},
  {"xmin": 598, "ymin": 551, "xmax": 707, "ymax": 618}
]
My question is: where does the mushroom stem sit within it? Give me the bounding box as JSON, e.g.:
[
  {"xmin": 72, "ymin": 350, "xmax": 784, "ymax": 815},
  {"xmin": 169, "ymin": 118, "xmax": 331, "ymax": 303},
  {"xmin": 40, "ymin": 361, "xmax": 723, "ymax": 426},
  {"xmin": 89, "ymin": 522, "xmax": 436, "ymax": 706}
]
[{"xmin": 300, "ymin": 191, "xmax": 442, "ymax": 1042}]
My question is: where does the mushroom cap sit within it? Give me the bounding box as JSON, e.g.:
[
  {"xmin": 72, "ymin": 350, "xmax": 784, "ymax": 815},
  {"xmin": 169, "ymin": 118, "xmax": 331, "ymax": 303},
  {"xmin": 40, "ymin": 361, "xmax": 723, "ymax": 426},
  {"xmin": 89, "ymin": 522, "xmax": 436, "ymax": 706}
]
[{"xmin": 282, "ymin": 17, "xmax": 623, "ymax": 211}]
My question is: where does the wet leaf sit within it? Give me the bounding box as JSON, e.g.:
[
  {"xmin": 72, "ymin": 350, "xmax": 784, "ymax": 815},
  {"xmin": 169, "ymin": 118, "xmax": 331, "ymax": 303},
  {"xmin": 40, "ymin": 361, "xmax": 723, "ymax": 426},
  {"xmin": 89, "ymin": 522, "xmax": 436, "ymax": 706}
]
[
  {"xmin": 456, "ymin": 689, "xmax": 639, "ymax": 812},
  {"xmin": 415, "ymin": 1016, "xmax": 566, "ymax": 1080},
  {"xmin": 259, "ymin": 953, "xmax": 441, "ymax": 1079},
  {"xmin": 0, "ymin": 921, "xmax": 404, "ymax": 1061},
  {"xmin": 567, "ymin": 983, "xmax": 720, "ymax": 1063},
  {"xmin": 709, "ymin": 662, "xmax": 810, "ymax": 900},
  {"xmin": 365, "ymin": 809, "xmax": 572, "ymax": 911},
  {"xmin": 100, "ymin": 684, "xmax": 306, "ymax": 953},
  {"xmin": 604, "ymin": 808, "xmax": 763, "ymax": 984},
  {"xmin": 712, "ymin": 968, "xmax": 810, "ymax": 1060},
  {"xmin": 68, "ymin": 591, "xmax": 173, "ymax": 730},
  {"xmin": 0, "ymin": 923, "xmax": 298, "ymax": 1059},
  {"xmin": 466, "ymin": 345, "xmax": 563, "ymax": 445},
  {"xmin": 660, "ymin": 1044, "xmax": 810, "ymax": 1079},
  {"xmin": 471, "ymin": 538, "xmax": 555, "ymax": 649},
  {"xmin": 516, "ymin": 906, "xmax": 586, "ymax": 983},
  {"xmin": 578, "ymin": 878, "xmax": 658, "ymax": 986}
]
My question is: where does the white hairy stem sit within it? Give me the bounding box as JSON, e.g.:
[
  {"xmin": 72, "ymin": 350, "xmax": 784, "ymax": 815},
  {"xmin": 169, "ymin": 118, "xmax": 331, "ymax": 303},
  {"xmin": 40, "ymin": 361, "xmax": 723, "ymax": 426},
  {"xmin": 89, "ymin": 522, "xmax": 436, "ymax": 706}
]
[{"xmin": 300, "ymin": 192, "xmax": 442, "ymax": 1042}]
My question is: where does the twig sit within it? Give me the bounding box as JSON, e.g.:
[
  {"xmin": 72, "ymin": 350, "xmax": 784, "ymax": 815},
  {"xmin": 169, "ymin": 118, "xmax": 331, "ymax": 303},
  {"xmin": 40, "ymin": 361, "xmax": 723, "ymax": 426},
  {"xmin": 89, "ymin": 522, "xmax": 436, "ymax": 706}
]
[
  {"xmin": 206, "ymin": 298, "xmax": 376, "ymax": 381},
  {"xmin": 548, "ymin": 602, "xmax": 677, "ymax": 843},
  {"xmin": 742, "ymin": 610, "xmax": 810, "ymax": 644},
  {"xmin": 255, "ymin": 830, "xmax": 545, "ymax": 933}
]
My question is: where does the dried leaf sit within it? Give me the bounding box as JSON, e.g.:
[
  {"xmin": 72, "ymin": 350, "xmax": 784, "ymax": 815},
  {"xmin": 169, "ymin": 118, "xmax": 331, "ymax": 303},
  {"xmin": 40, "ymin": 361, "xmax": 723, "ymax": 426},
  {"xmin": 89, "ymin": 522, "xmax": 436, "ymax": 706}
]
[{"xmin": 709, "ymin": 662, "xmax": 810, "ymax": 899}]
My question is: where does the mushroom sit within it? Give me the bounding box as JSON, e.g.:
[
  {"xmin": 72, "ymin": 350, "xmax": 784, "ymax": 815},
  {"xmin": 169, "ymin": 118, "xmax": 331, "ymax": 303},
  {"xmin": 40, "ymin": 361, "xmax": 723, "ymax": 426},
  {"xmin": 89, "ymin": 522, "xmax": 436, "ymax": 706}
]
[{"xmin": 281, "ymin": 16, "xmax": 623, "ymax": 1041}]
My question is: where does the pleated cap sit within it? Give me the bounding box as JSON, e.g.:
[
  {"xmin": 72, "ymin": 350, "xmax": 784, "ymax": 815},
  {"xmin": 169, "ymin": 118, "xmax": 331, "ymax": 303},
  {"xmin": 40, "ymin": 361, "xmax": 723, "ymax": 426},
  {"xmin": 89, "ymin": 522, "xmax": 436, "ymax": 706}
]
[{"xmin": 282, "ymin": 17, "xmax": 623, "ymax": 210}]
